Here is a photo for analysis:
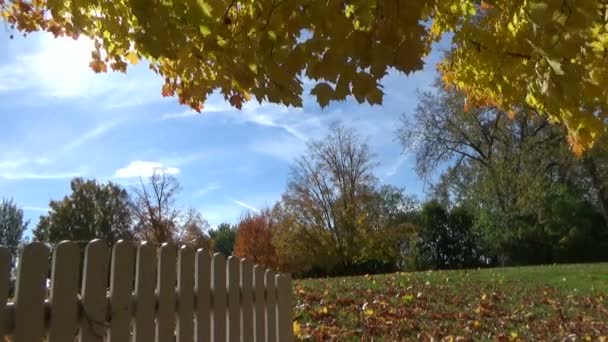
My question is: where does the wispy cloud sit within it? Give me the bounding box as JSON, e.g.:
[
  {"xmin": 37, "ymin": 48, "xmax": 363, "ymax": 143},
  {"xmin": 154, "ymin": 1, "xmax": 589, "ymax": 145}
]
[
  {"xmin": 113, "ymin": 161, "xmax": 180, "ymax": 178},
  {"xmin": 195, "ymin": 182, "xmax": 221, "ymax": 197},
  {"xmin": 60, "ymin": 120, "xmax": 123, "ymax": 153},
  {"xmin": 250, "ymin": 135, "xmax": 306, "ymax": 163},
  {"xmin": 160, "ymin": 110, "xmax": 200, "ymax": 120},
  {"xmin": 385, "ymin": 154, "xmax": 409, "ymax": 178},
  {"xmin": 0, "ymin": 157, "xmax": 85, "ymax": 180},
  {"xmin": 0, "ymin": 170, "xmax": 85, "ymax": 180},
  {"xmin": 229, "ymin": 198, "xmax": 260, "ymax": 213},
  {"xmin": 22, "ymin": 206, "xmax": 50, "ymax": 212}
]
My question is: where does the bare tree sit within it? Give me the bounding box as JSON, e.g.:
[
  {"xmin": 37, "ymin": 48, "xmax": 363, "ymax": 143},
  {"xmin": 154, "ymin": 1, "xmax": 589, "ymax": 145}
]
[
  {"xmin": 278, "ymin": 124, "xmax": 378, "ymax": 271},
  {"xmin": 177, "ymin": 207, "xmax": 212, "ymax": 249},
  {"xmin": 130, "ymin": 168, "xmax": 182, "ymax": 243}
]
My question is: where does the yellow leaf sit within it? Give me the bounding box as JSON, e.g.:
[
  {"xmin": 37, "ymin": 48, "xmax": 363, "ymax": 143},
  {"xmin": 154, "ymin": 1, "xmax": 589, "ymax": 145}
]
[
  {"xmin": 364, "ymin": 308, "xmax": 374, "ymax": 317},
  {"xmin": 126, "ymin": 51, "xmax": 139, "ymax": 65},
  {"xmin": 293, "ymin": 321, "xmax": 301, "ymax": 336},
  {"xmin": 473, "ymin": 320, "xmax": 481, "ymax": 328},
  {"xmin": 321, "ymin": 306, "xmax": 328, "ymax": 314}
]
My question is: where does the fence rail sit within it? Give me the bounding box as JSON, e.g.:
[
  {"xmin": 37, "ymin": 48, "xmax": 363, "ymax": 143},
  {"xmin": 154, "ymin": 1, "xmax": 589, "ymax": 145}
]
[{"xmin": 0, "ymin": 240, "xmax": 294, "ymax": 342}]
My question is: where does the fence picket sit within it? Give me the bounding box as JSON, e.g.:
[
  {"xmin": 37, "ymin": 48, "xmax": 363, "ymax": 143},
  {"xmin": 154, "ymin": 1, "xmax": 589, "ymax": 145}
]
[
  {"xmin": 277, "ymin": 274, "xmax": 294, "ymax": 342},
  {"xmin": 178, "ymin": 246, "xmax": 195, "ymax": 342},
  {"xmin": 240, "ymin": 259, "xmax": 254, "ymax": 342},
  {"xmin": 108, "ymin": 241, "xmax": 135, "ymax": 342},
  {"xmin": 195, "ymin": 249, "xmax": 211, "ymax": 342},
  {"xmin": 253, "ymin": 266, "xmax": 266, "ymax": 342},
  {"xmin": 265, "ymin": 269, "xmax": 277, "ymax": 342},
  {"xmin": 157, "ymin": 243, "xmax": 177, "ymax": 342},
  {"xmin": 134, "ymin": 242, "xmax": 156, "ymax": 342},
  {"xmin": 212, "ymin": 253, "xmax": 227, "ymax": 342},
  {"xmin": 79, "ymin": 240, "xmax": 110, "ymax": 342},
  {"xmin": 227, "ymin": 256, "xmax": 241, "ymax": 342},
  {"xmin": 13, "ymin": 242, "xmax": 50, "ymax": 342},
  {"xmin": 48, "ymin": 241, "xmax": 81, "ymax": 342},
  {"xmin": 0, "ymin": 247, "xmax": 11, "ymax": 340}
]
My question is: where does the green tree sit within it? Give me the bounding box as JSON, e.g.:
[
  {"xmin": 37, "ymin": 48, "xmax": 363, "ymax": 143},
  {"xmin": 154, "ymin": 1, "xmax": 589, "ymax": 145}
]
[
  {"xmin": 417, "ymin": 201, "xmax": 480, "ymax": 270},
  {"xmin": 208, "ymin": 223, "xmax": 237, "ymax": 256},
  {"xmin": 360, "ymin": 185, "xmax": 419, "ymax": 272},
  {"xmin": 0, "ymin": 198, "xmax": 28, "ymax": 262},
  {"xmin": 34, "ymin": 178, "xmax": 132, "ymax": 245},
  {"xmin": 400, "ymin": 80, "xmax": 608, "ymax": 266}
]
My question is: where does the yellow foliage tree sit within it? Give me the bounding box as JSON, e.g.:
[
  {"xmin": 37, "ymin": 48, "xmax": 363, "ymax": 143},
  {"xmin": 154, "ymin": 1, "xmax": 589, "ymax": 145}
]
[{"xmin": 2, "ymin": 0, "xmax": 606, "ymax": 151}]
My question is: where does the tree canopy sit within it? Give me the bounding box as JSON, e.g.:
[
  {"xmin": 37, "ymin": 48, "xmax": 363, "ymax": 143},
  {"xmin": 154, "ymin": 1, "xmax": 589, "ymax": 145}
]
[
  {"xmin": 2, "ymin": 0, "xmax": 605, "ymax": 152},
  {"xmin": 33, "ymin": 178, "xmax": 133, "ymax": 244},
  {"xmin": 0, "ymin": 198, "xmax": 28, "ymax": 262}
]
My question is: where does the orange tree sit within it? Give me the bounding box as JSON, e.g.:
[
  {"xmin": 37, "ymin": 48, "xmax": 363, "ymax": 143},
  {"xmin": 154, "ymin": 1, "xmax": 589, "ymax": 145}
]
[
  {"xmin": 233, "ymin": 209, "xmax": 278, "ymax": 269},
  {"xmin": 2, "ymin": 0, "xmax": 607, "ymax": 152}
]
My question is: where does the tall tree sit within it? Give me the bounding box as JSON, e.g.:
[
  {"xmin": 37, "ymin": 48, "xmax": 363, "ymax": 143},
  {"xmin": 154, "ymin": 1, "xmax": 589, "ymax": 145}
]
[
  {"xmin": 0, "ymin": 199, "xmax": 28, "ymax": 262},
  {"xmin": 130, "ymin": 168, "xmax": 181, "ymax": 243},
  {"xmin": 208, "ymin": 223, "xmax": 237, "ymax": 256},
  {"xmin": 4, "ymin": 1, "xmax": 605, "ymax": 151},
  {"xmin": 34, "ymin": 178, "xmax": 132, "ymax": 244},
  {"xmin": 234, "ymin": 209, "xmax": 278, "ymax": 268},
  {"xmin": 275, "ymin": 124, "xmax": 378, "ymax": 274},
  {"xmin": 399, "ymin": 82, "xmax": 608, "ymax": 265},
  {"xmin": 177, "ymin": 208, "xmax": 213, "ymax": 250}
]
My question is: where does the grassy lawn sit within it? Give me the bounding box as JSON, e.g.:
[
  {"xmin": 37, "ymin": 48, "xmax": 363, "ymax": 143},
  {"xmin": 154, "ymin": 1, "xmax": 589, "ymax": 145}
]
[{"xmin": 293, "ymin": 263, "xmax": 608, "ymax": 341}]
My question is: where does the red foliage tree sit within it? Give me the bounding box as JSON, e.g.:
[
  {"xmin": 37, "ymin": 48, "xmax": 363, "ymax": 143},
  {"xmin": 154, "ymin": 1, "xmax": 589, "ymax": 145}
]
[{"xmin": 234, "ymin": 209, "xmax": 278, "ymax": 269}]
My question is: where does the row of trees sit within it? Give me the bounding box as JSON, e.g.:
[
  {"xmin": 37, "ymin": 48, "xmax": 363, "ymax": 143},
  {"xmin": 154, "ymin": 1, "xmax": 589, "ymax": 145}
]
[
  {"xmin": 231, "ymin": 81, "xmax": 608, "ymax": 276},
  {"xmin": 0, "ymin": 172, "xmax": 240, "ymax": 259},
  {"xmin": 2, "ymin": 83, "xmax": 608, "ymax": 275}
]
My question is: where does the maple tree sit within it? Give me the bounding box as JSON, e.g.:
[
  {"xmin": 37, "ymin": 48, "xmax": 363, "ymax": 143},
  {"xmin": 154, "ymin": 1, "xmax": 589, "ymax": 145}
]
[
  {"xmin": 233, "ymin": 209, "xmax": 278, "ymax": 268},
  {"xmin": 3, "ymin": 0, "xmax": 605, "ymax": 152}
]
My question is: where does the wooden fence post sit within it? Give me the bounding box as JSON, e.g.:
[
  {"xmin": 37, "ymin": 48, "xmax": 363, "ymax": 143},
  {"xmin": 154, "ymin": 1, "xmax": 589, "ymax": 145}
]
[
  {"xmin": 48, "ymin": 241, "xmax": 80, "ymax": 342},
  {"xmin": 277, "ymin": 274, "xmax": 294, "ymax": 342},
  {"xmin": 177, "ymin": 246, "xmax": 195, "ymax": 342},
  {"xmin": 13, "ymin": 242, "xmax": 50, "ymax": 342},
  {"xmin": 134, "ymin": 242, "xmax": 156, "ymax": 342},
  {"xmin": 212, "ymin": 253, "xmax": 227, "ymax": 341},
  {"xmin": 108, "ymin": 240, "xmax": 135, "ymax": 342},
  {"xmin": 241, "ymin": 259, "xmax": 254, "ymax": 342},
  {"xmin": 195, "ymin": 249, "xmax": 211, "ymax": 342}
]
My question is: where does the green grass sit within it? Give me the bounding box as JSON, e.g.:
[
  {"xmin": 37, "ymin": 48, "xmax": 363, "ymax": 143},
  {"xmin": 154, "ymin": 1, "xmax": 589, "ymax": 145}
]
[{"xmin": 293, "ymin": 263, "xmax": 608, "ymax": 341}]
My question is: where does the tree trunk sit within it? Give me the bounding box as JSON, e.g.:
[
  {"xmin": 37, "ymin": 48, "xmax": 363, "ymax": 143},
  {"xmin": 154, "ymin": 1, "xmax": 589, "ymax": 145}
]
[{"xmin": 583, "ymin": 156, "xmax": 608, "ymax": 226}]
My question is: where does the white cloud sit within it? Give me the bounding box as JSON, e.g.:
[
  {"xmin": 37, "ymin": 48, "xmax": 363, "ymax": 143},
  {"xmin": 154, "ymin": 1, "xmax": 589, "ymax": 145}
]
[
  {"xmin": 1, "ymin": 33, "xmax": 165, "ymax": 104},
  {"xmin": 0, "ymin": 157, "xmax": 84, "ymax": 180},
  {"xmin": 230, "ymin": 199, "xmax": 260, "ymax": 213},
  {"xmin": 195, "ymin": 182, "xmax": 221, "ymax": 197},
  {"xmin": 113, "ymin": 161, "xmax": 180, "ymax": 178},
  {"xmin": 22, "ymin": 206, "xmax": 50, "ymax": 212},
  {"xmin": 0, "ymin": 35, "xmax": 97, "ymax": 97}
]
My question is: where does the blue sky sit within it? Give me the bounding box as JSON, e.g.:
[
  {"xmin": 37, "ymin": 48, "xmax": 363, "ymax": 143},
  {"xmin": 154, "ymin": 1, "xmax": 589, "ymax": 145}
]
[{"xmin": 0, "ymin": 31, "xmax": 443, "ymax": 231}]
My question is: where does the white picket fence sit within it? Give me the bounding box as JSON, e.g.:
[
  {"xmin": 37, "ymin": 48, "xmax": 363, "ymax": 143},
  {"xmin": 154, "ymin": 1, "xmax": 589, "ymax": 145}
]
[{"xmin": 0, "ymin": 240, "xmax": 294, "ymax": 342}]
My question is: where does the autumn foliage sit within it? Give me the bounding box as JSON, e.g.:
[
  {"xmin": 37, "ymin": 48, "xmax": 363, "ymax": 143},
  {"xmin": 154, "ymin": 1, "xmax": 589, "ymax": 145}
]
[
  {"xmin": 3, "ymin": 0, "xmax": 607, "ymax": 151},
  {"xmin": 234, "ymin": 209, "xmax": 278, "ymax": 269}
]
